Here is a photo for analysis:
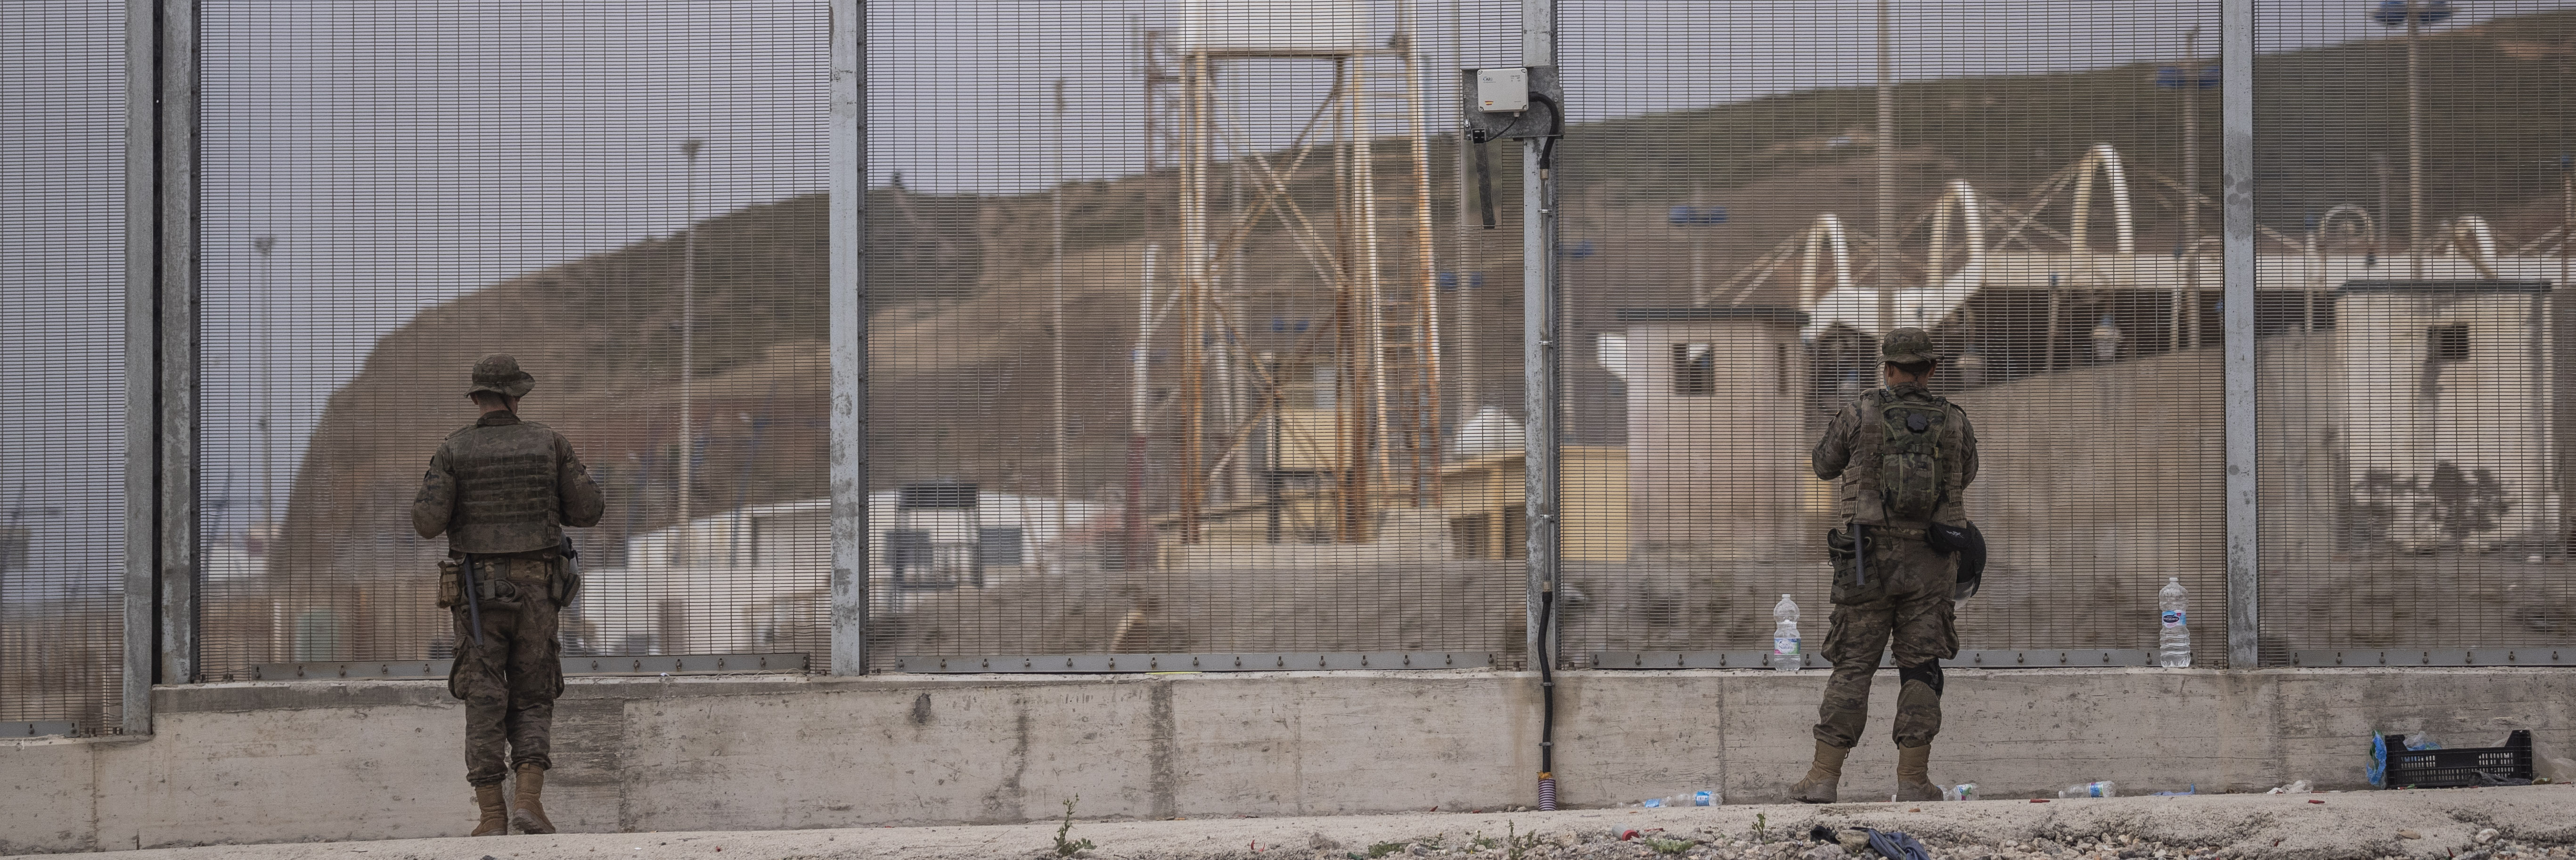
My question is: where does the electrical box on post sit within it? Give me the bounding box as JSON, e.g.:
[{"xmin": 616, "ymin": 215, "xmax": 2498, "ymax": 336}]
[
  {"xmin": 1476, "ymin": 67, "xmax": 1529, "ymax": 113},
  {"xmin": 1461, "ymin": 66, "xmax": 1562, "ymax": 141}
]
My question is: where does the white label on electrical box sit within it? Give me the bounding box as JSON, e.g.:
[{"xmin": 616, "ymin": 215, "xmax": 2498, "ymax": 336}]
[{"xmin": 1477, "ymin": 67, "xmax": 1528, "ymax": 113}]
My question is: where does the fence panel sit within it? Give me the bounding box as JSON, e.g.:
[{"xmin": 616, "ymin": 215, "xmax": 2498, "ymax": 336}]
[
  {"xmin": 1555, "ymin": 1, "xmax": 2230, "ymax": 665},
  {"xmin": 196, "ymin": 1, "xmax": 831, "ymax": 679},
  {"xmin": 0, "ymin": 1, "xmax": 129, "ymax": 732},
  {"xmin": 2253, "ymin": 1, "xmax": 2576, "ymax": 665},
  {"xmin": 862, "ymin": 0, "xmax": 1526, "ymax": 668}
]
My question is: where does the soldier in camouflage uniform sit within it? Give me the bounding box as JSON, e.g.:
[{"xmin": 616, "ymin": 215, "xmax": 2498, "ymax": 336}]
[
  {"xmin": 412, "ymin": 355, "xmax": 604, "ymax": 836},
  {"xmin": 1789, "ymin": 327, "xmax": 1978, "ymax": 804}
]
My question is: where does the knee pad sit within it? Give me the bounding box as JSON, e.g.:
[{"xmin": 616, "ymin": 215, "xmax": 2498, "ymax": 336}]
[{"xmin": 1897, "ymin": 664, "xmax": 1945, "ymax": 697}]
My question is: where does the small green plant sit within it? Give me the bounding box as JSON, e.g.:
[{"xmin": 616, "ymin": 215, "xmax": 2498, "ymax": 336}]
[
  {"xmin": 1644, "ymin": 836, "xmax": 1701, "ymax": 855},
  {"xmin": 1752, "ymin": 812, "xmax": 1771, "ymax": 844},
  {"xmin": 1052, "ymin": 795, "xmax": 1096, "ymax": 857},
  {"xmin": 1505, "ymin": 822, "xmax": 1546, "ymax": 860},
  {"xmin": 1364, "ymin": 841, "xmax": 1408, "ymax": 858},
  {"xmin": 1472, "ymin": 832, "xmax": 1499, "ymax": 851}
]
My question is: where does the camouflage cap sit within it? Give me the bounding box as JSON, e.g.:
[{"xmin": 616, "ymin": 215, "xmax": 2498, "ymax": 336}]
[
  {"xmin": 467, "ymin": 354, "xmax": 535, "ymax": 398},
  {"xmin": 1881, "ymin": 327, "xmax": 1940, "ymax": 364}
]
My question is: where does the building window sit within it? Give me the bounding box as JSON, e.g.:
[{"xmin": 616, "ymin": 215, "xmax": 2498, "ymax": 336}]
[
  {"xmin": 885, "ymin": 529, "xmax": 932, "ymax": 584},
  {"xmin": 1671, "ymin": 342, "xmax": 1715, "ymax": 396},
  {"xmin": 2427, "ymin": 325, "xmax": 2470, "ymax": 362},
  {"xmin": 975, "ymin": 527, "xmax": 1024, "ymax": 567}
]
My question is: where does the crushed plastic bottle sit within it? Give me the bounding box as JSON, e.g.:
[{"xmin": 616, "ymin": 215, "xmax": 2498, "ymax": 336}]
[
  {"xmin": 1944, "ymin": 783, "xmax": 1979, "ymax": 802},
  {"xmin": 1642, "ymin": 791, "xmax": 1718, "ymax": 808},
  {"xmin": 2159, "ymin": 577, "xmax": 2191, "ymax": 667},
  {"xmin": 1774, "ymin": 594, "xmax": 1803, "ymax": 671},
  {"xmin": 2058, "ymin": 781, "xmax": 2117, "ymax": 798},
  {"xmin": 2403, "ymin": 731, "xmax": 2441, "ymax": 751},
  {"xmin": 2265, "ymin": 780, "xmax": 2311, "ymax": 795}
]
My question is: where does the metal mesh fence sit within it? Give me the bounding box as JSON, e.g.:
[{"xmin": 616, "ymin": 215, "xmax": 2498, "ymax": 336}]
[
  {"xmin": 861, "ymin": 0, "xmax": 1529, "ymax": 669},
  {"xmin": 5, "ymin": 2, "xmax": 2567, "ymax": 697},
  {"xmin": 194, "ymin": 1, "xmax": 832, "ymax": 679},
  {"xmin": 1555, "ymin": 1, "xmax": 2230, "ymax": 664},
  {"xmin": 2253, "ymin": 1, "xmax": 2576, "ymax": 665},
  {"xmin": 0, "ymin": 1, "xmax": 128, "ymax": 732}
]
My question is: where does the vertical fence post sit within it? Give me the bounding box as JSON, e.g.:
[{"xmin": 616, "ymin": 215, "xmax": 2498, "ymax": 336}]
[
  {"xmin": 147, "ymin": 0, "xmax": 202, "ymax": 691},
  {"xmin": 123, "ymin": 0, "xmax": 164, "ymax": 732},
  {"xmin": 828, "ymin": 0, "xmax": 870, "ymax": 675},
  {"xmin": 1521, "ymin": 0, "xmax": 1560, "ymax": 667},
  {"xmin": 2220, "ymin": 0, "xmax": 2260, "ymax": 668}
]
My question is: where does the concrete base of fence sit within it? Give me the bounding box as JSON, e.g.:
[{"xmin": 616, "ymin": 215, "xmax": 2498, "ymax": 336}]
[{"xmin": 4, "ymin": 667, "xmax": 2572, "ymax": 853}]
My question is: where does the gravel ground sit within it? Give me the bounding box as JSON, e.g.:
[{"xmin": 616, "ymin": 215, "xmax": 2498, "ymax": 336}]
[{"xmin": 17, "ymin": 785, "xmax": 2573, "ymax": 860}]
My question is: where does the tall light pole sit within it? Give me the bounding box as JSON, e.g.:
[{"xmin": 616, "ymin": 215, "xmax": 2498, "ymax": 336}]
[
  {"xmin": 1051, "ymin": 81, "xmax": 1068, "ymax": 574},
  {"xmin": 252, "ymin": 235, "xmax": 277, "ymax": 531},
  {"xmin": 2405, "ymin": 1, "xmax": 2424, "ymax": 277},
  {"xmin": 679, "ymin": 139, "xmax": 703, "ymax": 536},
  {"xmin": 1875, "ymin": 0, "xmax": 1896, "ymax": 339},
  {"xmin": 2371, "ymin": 1, "xmax": 2448, "ymax": 275},
  {"xmin": 2173, "ymin": 28, "xmax": 2205, "ymax": 349}
]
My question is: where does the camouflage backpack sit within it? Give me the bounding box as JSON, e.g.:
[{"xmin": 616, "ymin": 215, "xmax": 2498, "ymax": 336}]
[{"xmin": 1874, "ymin": 393, "xmax": 1951, "ymax": 521}]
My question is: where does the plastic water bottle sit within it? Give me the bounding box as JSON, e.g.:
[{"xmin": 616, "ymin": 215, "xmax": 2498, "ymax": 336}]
[
  {"xmin": 1945, "ymin": 783, "xmax": 1979, "ymax": 802},
  {"xmin": 1773, "ymin": 594, "xmax": 1803, "ymax": 671},
  {"xmin": 2058, "ymin": 781, "xmax": 2117, "ymax": 798},
  {"xmin": 2158, "ymin": 577, "xmax": 2191, "ymax": 668}
]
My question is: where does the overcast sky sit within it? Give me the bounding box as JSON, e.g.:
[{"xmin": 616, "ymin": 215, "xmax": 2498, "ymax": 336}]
[{"xmin": 2, "ymin": 0, "xmax": 2563, "ymax": 593}]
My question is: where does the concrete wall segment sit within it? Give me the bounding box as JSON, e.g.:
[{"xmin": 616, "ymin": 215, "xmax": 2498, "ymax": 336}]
[{"xmin": 4, "ymin": 667, "xmax": 2571, "ymax": 853}]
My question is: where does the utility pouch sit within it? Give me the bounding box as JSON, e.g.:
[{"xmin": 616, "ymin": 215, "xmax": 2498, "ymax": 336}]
[
  {"xmin": 469, "ymin": 559, "xmax": 525, "ymax": 611},
  {"xmin": 548, "ymin": 552, "xmax": 581, "ymax": 607},
  {"xmin": 1824, "ymin": 527, "xmax": 1873, "ymax": 562},
  {"xmin": 436, "ymin": 559, "xmax": 463, "ymax": 609}
]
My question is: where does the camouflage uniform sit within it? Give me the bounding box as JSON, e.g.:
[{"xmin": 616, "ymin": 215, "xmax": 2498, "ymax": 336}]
[
  {"xmin": 1807, "ymin": 342, "xmax": 1978, "ymax": 751},
  {"xmin": 411, "ymin": 357, "xmax": 604, "ymax": 792}
]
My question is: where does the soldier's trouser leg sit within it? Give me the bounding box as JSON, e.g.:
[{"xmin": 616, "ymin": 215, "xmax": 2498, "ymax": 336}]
[
  {"xmin": 1887, "ymin": 588, "xmax": 1956, "ymax": 748},
  {"xmin": 1812, "ymin": 601, "xmax": 1895, "ymax": 749},
  {"xmin": 452, "ymin": 557, "xmax": 564, "ymax": 786}
]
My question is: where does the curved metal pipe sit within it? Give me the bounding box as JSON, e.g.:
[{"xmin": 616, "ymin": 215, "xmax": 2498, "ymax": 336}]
[
  {"xmin": 2069, "ymin": 143, "xmax": 2136, "ymax": 255},
  {"xmin": 1928, "ymin": 179, "xmax": 1986, "ymax": 287},
  {"xmin": 1797, "ymin": 213, "xmax": 1854, "ymax": 309}
]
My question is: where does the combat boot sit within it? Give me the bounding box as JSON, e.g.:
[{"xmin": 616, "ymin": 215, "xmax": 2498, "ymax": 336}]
[
  {"xmin": 1788, "ymin": 740, "xmax": 1850, "ymax": 803},
  {"xmin": 510, "ymin": 763, "xmax": 556, "ymax": 834},
  {"xmin": 470, "ymin": 783, "xmax": 509, "ymax": 836},
  {"xmin": 1895, "ymin": 743, "xmax": 1942, "ymax": 802}
]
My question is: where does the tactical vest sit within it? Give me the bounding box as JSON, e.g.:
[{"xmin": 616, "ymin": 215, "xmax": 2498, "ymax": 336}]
[
  {"xmin": 440, "ymin": 420, "xmax": 573, "ymax": 554},
  {"xmin": 1844, "ymin": 387, "xmax": 1965, "ymax": 527}
]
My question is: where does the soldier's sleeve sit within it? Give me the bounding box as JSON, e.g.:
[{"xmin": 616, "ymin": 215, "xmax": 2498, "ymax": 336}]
[
  {"xmin": 1811, "ymin": 402, "xmax": 1857, "ymax": 480},
  {"xmin": 1936, "ymin": 406, "xmax": 1979, "ymax": 524},
  {"xmin": 556, "ymin": 433, "xmax": 605, "ymax": 528},
  {"xmin": 412, "ymin": 445, "xmax": 455, "ymax": 539}
]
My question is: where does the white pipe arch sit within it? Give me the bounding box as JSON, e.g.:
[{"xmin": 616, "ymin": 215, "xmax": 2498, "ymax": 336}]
[
  {"xmin": 1927, "ymin": 179, "xmax": 1986, "ymax": 286},
  {"xmin": 1797, "ymin": 213, "xmax": 1854, "ymax": 308},
  {"xmin": 2068, "ymin": 143, "xmax": 2136, "ymax": 256},
  {"xmin": 2308, "ymin": 203, "xmax": 2380, "ymax": 256}
]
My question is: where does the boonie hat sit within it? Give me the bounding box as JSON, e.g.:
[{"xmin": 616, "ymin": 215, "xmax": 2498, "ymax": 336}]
[
  {"xmin": 467, "ymin": 354, "xmax": 535, "ymax": 398},
  {"xmin": 1881, "ymin": 327, "xmax": 1940, "ymax": 364}
]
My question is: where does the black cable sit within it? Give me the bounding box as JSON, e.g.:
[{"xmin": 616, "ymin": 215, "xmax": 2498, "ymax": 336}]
[
  {"xmin": 1472, "ymin": 130, "xmax": 1497, "ymax": 229},
  {"xmin": 1539, "ymin": 585, "xmax": 1556, "ymax": 773},
  {"xmin": 1524, "ymin": 92, "xmax": 1566, "ymax": 170}
]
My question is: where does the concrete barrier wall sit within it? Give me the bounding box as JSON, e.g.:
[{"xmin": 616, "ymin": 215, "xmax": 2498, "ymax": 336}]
[{"xmin": 5, "ymin": 667, "xmax": 2571, "ymax": 854}]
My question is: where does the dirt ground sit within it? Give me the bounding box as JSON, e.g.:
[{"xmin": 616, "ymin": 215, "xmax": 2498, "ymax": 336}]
[{"xmin": 20, "ymin": 784, "xmax": 2573, "ymax": 860}]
